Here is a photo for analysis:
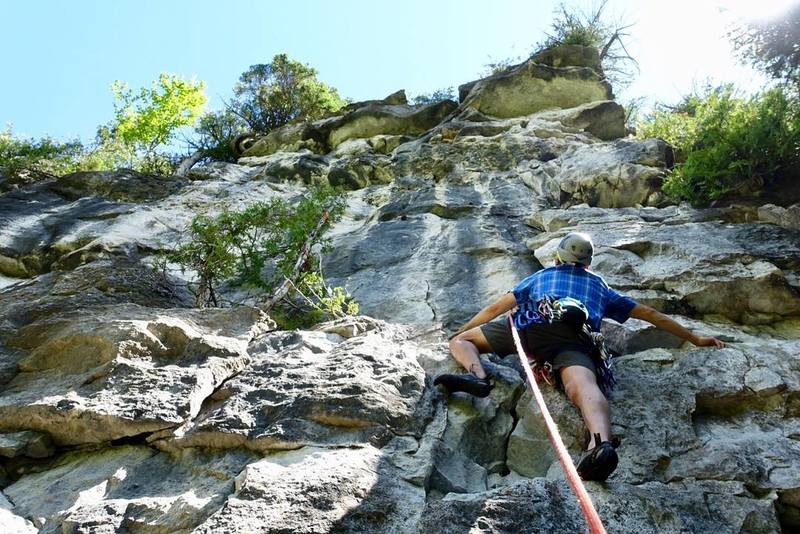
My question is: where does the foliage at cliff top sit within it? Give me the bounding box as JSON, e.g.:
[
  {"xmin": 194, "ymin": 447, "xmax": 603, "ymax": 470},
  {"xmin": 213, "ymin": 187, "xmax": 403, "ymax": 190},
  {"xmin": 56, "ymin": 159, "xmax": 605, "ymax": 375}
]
[
  {"xmin": 536, "ymin": 0, "xmax": 637, "ymax": 87},
  {"xmin": 231, "ymin": 54, "xmax": 347, "ymax": 134},
  {"xmin": 638, "ymin": 84, "xmax": 800, "ymax": 204},
  {"xmin": 111, "ymin": 73, "xmax": 207, "ymax": 168},
  {"xmin": 0, "ymin": 127, "xmax": 83, "ymax": 187}
]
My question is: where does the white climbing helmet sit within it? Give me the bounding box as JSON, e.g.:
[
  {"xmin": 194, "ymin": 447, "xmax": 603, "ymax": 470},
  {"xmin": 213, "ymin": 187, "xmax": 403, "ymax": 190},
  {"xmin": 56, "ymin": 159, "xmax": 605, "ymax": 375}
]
[{"xmin": 556, "ymin": 232, "xmax": 594, "ymax": 266}]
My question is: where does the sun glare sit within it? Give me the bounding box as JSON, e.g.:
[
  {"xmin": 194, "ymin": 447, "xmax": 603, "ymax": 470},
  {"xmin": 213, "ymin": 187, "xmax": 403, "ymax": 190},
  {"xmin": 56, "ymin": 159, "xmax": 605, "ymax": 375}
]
[{"xmin": 718, "ymin": 0, "xmax": 799, "ymax": 21}]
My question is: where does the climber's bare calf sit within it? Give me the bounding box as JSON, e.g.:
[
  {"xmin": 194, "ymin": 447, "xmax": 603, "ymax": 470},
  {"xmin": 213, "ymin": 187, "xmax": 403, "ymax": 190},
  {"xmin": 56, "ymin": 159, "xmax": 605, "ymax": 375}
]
[{"xmin": 448, "ymin": 328, "xmax": 492, "ymax": 379}]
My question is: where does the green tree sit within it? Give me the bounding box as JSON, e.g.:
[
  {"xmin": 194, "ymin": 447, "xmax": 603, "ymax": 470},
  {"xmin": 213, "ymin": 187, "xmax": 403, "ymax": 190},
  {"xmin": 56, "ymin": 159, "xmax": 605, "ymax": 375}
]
[
  {"xmin": 111, "ymin": 73, "xmax": 207, "ymax": 172},
  {"xmin": 231, "ymin": 54, "xmax": 346, "ymax": 134},
  {"xmin": 729, "ymin": 4, "xmax": 800, "ymax": 84},
  {"xmin": 0, "ymin": 126, "xmax": 83, "ymax": 187}
]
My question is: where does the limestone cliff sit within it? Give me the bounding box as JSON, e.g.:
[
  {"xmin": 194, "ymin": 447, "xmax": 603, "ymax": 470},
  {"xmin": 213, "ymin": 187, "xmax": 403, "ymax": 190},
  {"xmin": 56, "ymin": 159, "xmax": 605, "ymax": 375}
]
[{"xmin": 1, "ymin": 46, "xmax": 799, "ymax": 533}]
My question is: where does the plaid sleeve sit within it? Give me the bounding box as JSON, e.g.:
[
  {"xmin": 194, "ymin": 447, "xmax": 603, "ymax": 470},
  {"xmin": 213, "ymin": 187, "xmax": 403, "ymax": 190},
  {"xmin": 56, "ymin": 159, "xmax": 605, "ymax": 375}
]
[
  {"xmin": 512, "ymin": 276, "xmax": 533, "ymax": 305},
  {"xmin": 604, "ymin": 287, "xmax": 637, "ymax": 323}
]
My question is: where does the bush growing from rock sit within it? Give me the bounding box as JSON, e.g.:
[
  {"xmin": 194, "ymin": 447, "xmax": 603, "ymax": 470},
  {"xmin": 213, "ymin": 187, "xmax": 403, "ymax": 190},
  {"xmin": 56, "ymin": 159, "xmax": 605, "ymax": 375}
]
[
  {"xmin": 165, "ymin": 186, "xmax": 357, "ymax": 324},
  {"xmin": 638, "ymin": 84, "xmax": 800, "ymax": 204},
  {"xmin": 536, "ymin": 0, "xmax": 637, "ymax": 87},
  {"xmin": 186, "ymin": 109, "xmax": 245, "ymax": 163},
  {"xmin": 0, "ymin": 127, "xmax": 84, "ymax": 188},
  {"xmin": 412, "ymin": 87, "xmax": 456, "ymax": 105}
]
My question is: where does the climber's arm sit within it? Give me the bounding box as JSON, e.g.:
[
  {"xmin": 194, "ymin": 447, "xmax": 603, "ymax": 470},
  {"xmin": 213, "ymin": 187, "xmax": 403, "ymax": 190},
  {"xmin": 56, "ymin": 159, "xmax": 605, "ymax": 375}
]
[
  {"xmin": 449, "ymin": 293, "xmax": 517, "ymax": 339},
  {"xmin": 629, "ymin": 304, "xmax": 725, "ymax": 348}
]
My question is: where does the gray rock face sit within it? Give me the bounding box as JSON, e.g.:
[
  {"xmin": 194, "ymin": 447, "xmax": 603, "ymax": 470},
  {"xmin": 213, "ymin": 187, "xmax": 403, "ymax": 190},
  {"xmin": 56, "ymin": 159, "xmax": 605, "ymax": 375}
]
[
  {"xmin": 527, "ymin": 204, "xmax": 800, "ymax": 324},
  {"xmin": 4, "ymin": 445, "xmax": 258, "ymax": 532},
  {"xmin": 194, "ymin": 446, "xmax": 425, "ymax": 533},
  {"xmin": 0, "ymin": 431, "xmax": 54, "ymax": 459},
  {"xmin": 759, "ymin": 203, "xmax": 800, "ymax": 230},
  {"xmin": 2, "ymin": 46, "xmax": 799, "ymax": 532},
  {"xmin": 419, "ymin": 478, "xmax": 780, "ymax": 533},
  {"xmin": 536, "ymin": 100, "xmax": 627, "ymax": 140}
]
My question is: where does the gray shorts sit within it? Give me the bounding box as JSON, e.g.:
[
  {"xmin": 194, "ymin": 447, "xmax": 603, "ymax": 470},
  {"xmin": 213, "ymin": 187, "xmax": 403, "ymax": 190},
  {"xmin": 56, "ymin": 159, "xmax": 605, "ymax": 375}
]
[{"xmin": 480, "ymin": 318, "xmax": 597, "ymax": 375}]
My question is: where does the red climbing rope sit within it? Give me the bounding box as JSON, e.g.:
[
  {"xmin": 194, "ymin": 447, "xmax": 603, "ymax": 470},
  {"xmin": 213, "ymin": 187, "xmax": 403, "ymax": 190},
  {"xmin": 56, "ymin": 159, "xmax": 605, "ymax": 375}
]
[{"xmin": 508, "ymin": 312, "xmax": 607, "ymax": 534}]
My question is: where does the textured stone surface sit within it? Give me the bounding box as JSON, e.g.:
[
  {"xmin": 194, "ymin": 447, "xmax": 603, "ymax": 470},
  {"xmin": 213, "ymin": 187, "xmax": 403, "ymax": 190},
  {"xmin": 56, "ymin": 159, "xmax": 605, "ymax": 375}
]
[
  {"xmin": 194, "ymin": 445, "xmax": 425, "ymax": 533},
  {"xmin": 0, "ymin": 431, "xmax": 54, "ymax": 459},
  {"xmin": 156, "ymin": 318, "xmax": 432, "ymax": 452},
  {"xmin": 759, "ymin": 203, "xmax": 800, "ymax": 230},
  {"xmin": 242, "ymin": 99, "xmax": 457, "ymax": 158},
  {"xmin": 419, "ymin": 478, "xmax": 780, "ymax": 533},
  {"xmin": 535, "ymin": 99, "xmax": 627, "ymax": 140},
  {"xmin": 459, "ymin": 50, "xmax": 612, "ymax": 119},
  {"xmin": 0, "ymin": 166, "xmax": 301, "ymax": 279},
  {"xmin": 0, "ymin": 305, "xmax": 268, "ymax": 445},
  {"xmin": 527, "ymin": 204, "xmax": 800, "ymax": 323},
  {"xmin": 4, "ymin": 445, "xmax": 257, "ymax": 532}
]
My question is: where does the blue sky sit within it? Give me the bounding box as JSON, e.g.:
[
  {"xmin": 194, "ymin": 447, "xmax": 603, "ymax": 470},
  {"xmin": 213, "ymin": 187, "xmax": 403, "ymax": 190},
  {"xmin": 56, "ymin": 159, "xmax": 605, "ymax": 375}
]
[{"xmin": 1, "ymin": 0, "xmax": 792, "ymax": 144}]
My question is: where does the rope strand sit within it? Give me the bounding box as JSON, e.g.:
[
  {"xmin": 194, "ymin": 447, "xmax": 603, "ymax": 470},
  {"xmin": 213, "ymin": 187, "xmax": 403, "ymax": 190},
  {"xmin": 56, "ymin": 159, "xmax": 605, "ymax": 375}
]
[{"xmin": 508, "ymin": 311, "xmax": 607, "ymax": 534}]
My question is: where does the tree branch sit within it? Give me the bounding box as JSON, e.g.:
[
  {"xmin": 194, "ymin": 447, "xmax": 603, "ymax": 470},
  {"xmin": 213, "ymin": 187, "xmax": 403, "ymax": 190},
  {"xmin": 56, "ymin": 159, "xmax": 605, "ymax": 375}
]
[
  {"xmin": 260, "ymin": 210, "xmax": 330, "ymax": 312},
  {"xmin": 175, "ymin": 149, "xmax": 206, "ymax": 176}
]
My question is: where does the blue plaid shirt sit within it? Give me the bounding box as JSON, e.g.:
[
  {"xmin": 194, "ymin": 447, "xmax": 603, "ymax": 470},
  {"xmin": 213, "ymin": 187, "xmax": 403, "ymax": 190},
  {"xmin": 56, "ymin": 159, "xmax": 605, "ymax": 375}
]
[{"xmin": 512, "ymin": 264, "xmax": 637, "ymax": 331}]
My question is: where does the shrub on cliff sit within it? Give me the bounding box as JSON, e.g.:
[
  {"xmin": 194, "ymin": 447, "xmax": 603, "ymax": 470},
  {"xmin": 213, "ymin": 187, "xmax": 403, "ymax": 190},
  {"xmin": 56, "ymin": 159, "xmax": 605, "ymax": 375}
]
[
  {"xmin": 638, "ymin": 85, "xmax": 800, "ymax": 204},
  {"xmin": 185, "ymin": 109, "xmax": 245, "ymax": 163},
  {"xmin": 412, "ymin": 88, "xmax": 456, "ymax": 105},
  {"xmin": 164, "ymin": 186, "xmax": 357, "ymax": 325},
  {"xmin": 0, "ymin": 127, "xmax": 84, "ymax": 187}
]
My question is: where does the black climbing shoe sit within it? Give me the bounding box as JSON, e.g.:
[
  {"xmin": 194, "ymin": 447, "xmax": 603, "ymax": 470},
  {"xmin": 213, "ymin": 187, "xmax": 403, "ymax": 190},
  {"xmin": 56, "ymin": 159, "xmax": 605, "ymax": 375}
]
[
  {"xmin": 577, "ymin": 434, "xmax": 618, "ymax": 482},
  {"xmin": 433, "ymin": 373, "xmax": 494, "ymax": 398}
]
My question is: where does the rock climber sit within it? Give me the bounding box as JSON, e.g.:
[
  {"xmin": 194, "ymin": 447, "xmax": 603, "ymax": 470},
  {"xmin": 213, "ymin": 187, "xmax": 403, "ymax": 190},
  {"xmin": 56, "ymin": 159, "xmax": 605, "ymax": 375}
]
[{"xmin": 435, "ymin": 231, "xmax": 726, "ymax": 482}]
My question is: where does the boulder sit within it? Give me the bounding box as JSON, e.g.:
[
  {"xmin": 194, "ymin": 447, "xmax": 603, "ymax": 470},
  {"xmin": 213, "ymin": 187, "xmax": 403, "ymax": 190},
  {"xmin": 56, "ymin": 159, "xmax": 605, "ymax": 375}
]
[
  {"xmin": 535, "ymin": 100, "xmax": 627, "ymax": 141},
  {"xmin": 4, "ymin": 445, "xmax": 257, "ymax": 532},
  {"xmin": 155, "ymin": 318, "xmax": 432, "ymax": 452},
  {"xmin": 193, "ymin": 445, "xmax": 425, "ymax": 533},
  {"xmin": 459, "ymin": 47, "xmax": 612, "ymax": 119},
  {"xmin": 759, "ymin": 203, "xmax": 800, "ymax": 230},
  {"xmin": 242, "ymin": 98, "xmax": 457, "ymax": 158},
  {"xmin": 0, "ymin": 304, "xmax": 269, "ymax": 445}
]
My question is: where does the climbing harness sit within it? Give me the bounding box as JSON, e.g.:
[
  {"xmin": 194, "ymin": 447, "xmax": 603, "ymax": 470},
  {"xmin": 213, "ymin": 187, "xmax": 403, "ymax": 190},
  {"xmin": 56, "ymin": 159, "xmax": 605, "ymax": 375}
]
[
  {"xmin": 508, "ymin": 311, "xmax": 607, "ymax": 534},
  {"xmin": 513, "ymin": 295, "xmax": 617, "ymax": 395}
]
